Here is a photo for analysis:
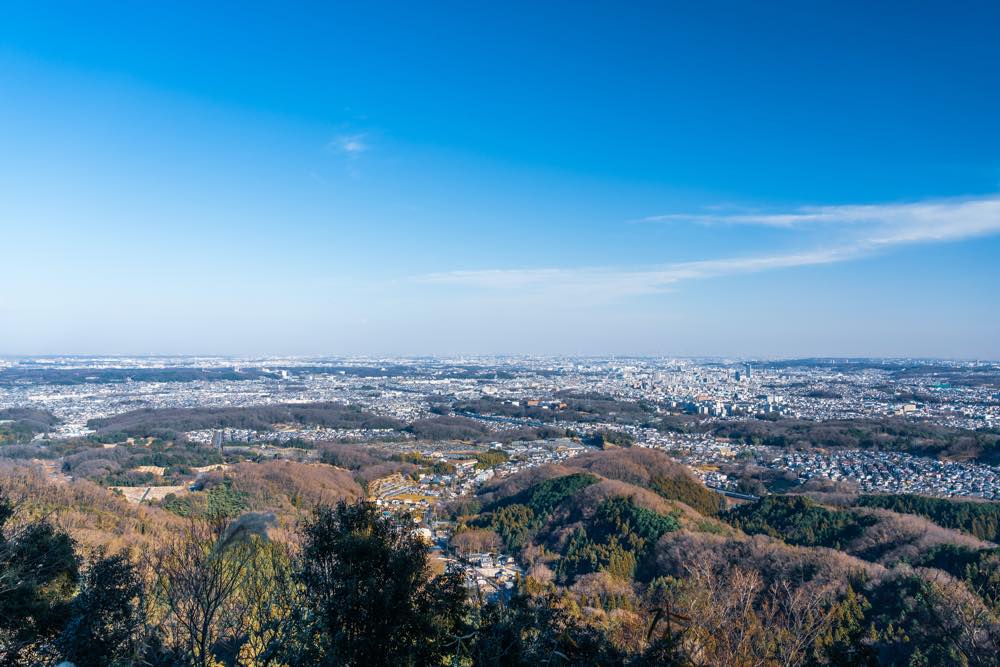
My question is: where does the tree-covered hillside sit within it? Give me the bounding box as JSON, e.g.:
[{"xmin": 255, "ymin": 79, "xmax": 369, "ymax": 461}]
[
  {"xmin": 3, "ymin": 448, "xmax": 1000, "ymax": 666},
  {"xmin": 857, "ymin": 493, "xmax": 1000, "ymax": 542}
]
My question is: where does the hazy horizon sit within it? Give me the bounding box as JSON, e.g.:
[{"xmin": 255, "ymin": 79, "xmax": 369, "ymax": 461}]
[
  {"xmin": 3, "ymin": 3, "xmax": 999, "ymax": 357},
  {"xmin": 2, "ymin": 353, "xmax": 998, "ymax": 364}
]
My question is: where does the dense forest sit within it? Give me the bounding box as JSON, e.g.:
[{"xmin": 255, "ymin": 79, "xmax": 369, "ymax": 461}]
[
  {"xmin": 455, "ymin": 393, "xmax": 657, "ymax": 426},
  {"xmin": 76, "ymin": 403, "xmax": 573, "ymax": 447},
  {"xmin": 726, "ymin": 495, "xmax": 878, "ymax": 550},
  {"xmin": 446, "ymin": 449, "xmax": 1000, "ymax": 665},
  {"xmin": 455, "ymin": 452, "xmax": 724, "ymax": 580},
  {"xmin": 59, "ymin": 440, "xmax": 225, "ymax": 486},
  {"xmin": 856, "ymin": 493, "xmax": 1000, "ymax": 542},
  {"xmin": 86, "ymin": 402, "xmax": 405, "ymax": 439},
  {"xmin": 585, "ymin": 429, "xmax": 636, "ymax": 449},
  {"xmin": 408, "ymin": 415, "xmax": 570, "ymax": 444}
]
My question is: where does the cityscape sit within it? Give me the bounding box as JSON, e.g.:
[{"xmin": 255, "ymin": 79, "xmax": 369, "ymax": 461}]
[
  {"xmin": 3, "ymin": 355, "xmax": 998, "ymax": 498},
  {"xmin": 3, "ymin": 2, "xmax": 1000, "ymax": 664},
  {"xmin": 4, "ymin": 354, "xmax": 999, "ymax": 609}
]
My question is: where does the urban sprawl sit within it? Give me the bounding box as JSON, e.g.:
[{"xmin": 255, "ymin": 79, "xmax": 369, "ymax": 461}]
[{"xmin": 2, "ymin": 355, "xmax": 999, "ymax": 597}]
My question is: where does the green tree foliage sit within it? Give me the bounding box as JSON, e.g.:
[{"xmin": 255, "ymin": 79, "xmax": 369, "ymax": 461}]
[
  {"xmin": 559, "ymin": 498, "xmax": 680, "ymax": 583},
  {"xmin": 474, "ymin": 473, "xmax": 600, "ymax": 550},
  {"xmin": 812, "ymin": 584, "xmax": 877, "ymax": 665},
  {"xmin": 473, "ymin": 450, "xmax": 509, "ymax": 469},
  {"xmin": 910, "ymin": 543, "xmax": 1000, "ymax": 612},
  {"xmin": 205, "ymin": 479, "xmax": 249, "ymax": 520},
  {"xmin": 470, "ymin": 589, "xmax": 628, "ymax": 667},
  {"xmin": 152, "ymin": 518, "xmax": 268, "ymax": 667},
  {"xmin": 0, "ymin": 409, "xmax": 58, "ymax": 444},
  {"xmin": 648, "ymin": 474, "xmax": 722, "ymax": 516},
  {"xmin": 158, "ymin": 480, "xmax": 249, "ymax": 520},
  {"xmin": 726, "ymin": 495, "xmax": 876, "ymax": 549},
  {"xmin": 295, "ymin": 501, "xmax": 469, "ymax": 666},
  {"xmin": 404, "ymin": 416, "xmax": 490, "ymax": 441},
  {"xmin": 585, "ymin": 429, "xmax": 636, "ymax": 449},
  {"xmin": 480, "ymin": 503, "xmax": 536, "ymax": 550},
  {"xmin": 394, "ymin": 452, "xmax": 437, "ymax": 466},
  {"xmin": 5, "ymin": 465, "xmax": 1000, "ymax": 666},
  {"xmin": 735, "ymin": 477, "xmax": 768, "ymax": 497},
  {"xmin": 160, "ymin": 492, "xmax": 194, "ymax": 517},
  {"xmin": 853, "ymin": 573, "xmax": 987, "ymax": 666},
  {"xmin": 215, "ymin": 539, "xmax": 300, "ymax": 667},
  {"xmin": 0, "ymin": 490, "xmax": 79, "ymax": 664},
  {"xmin": 393, "ymin": 452, "xmax": 458, "ymax": 475},
  {"xmin": 57, "ymin": 552, "xmax": 147, "ymax": 667},
  {"xmin": 500, "ymin": 472, "xmax": 600, "ymax": 516},
  {"xmin": 0, "ymin": 423, "xmax": 43, "ymax": 445},
  {"xmin": 61, "ymin": 439, "xmax": 224, "ymax": 485},
  {"xmin": 456, "ymin": 393, "xmax": 655, "ymax": 426},
  {"xmin": 857, "ymin": 493, "xmax": 1000, "ymax": 542}
]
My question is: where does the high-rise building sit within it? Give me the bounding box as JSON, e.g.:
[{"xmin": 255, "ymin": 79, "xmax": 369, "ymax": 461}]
[{"xmin": 744, "ymin": 362, "xmax": 753, "ymax": 379}]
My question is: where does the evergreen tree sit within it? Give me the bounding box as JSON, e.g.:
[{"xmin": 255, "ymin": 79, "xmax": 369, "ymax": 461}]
[
  {"xmin": 0, "ymin": 490, "xmax": 79, "ymax": 665},
  {"xmin": 295, "ymin": 500, "xmax": 469, "ymax": 666},
  {"xmin": 57, "ymin": 552, "xmax": 146, "ymax": 667}
]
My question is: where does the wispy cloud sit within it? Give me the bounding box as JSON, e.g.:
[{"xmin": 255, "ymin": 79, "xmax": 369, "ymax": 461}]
[
  {"xmin": 640, "ymin": 195, "xmax": 1000, "ymax": 244},
  {"xmin": 417, "ymin": 195, "xmax": 1000, "ymax": 298},
  {"xmin": 328, "ymin": 133, "xmax": 369, "ymax": 157},
  {"xmin": 418, "ymin": 247, "xmax": 854, "ymax": 298}
]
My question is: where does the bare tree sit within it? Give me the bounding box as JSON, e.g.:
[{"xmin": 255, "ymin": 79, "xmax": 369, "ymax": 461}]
[
  {"xmin": 151, "ymin": 515, "xmax": 272, "ymax": 666},
  {"xmin": 764, "ymin": 579, "xmax": 838, "ymax": 667},
  {"xmin": 221, "ymin": 539, "xmax": 300, "ymax": 666},
  {"xmin": 450, "ymin": 529, "xmax": 502, "ymax": 555},
  {"xmin": 918, "ymin": 570, "xmax": 1000, "ymax": 667},
  {"xmin": 661, "ymin": 561, "xmax": 839, "ymax": 667}
]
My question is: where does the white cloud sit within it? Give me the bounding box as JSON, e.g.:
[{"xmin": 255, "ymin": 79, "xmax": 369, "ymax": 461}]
[
  {"xmin": 329, "ymin": 133, "xmax": 368, "ymax": 157},
  {"xmin": 418, "ymin": 247, "xmax": 854, "ymax": 298},
  {"xmin": 418, "ymin": 194, "xmax": 1000, "ymax": 298},
  {"xmin": 640, "ymin": 195, "xmax": 1000, "ymax": 245}
]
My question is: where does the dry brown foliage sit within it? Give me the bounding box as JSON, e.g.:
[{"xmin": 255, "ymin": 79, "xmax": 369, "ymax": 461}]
[
  {"xmin": 209, "ymin": 460, "xmax": 362, "ymax": 513},
  {"xmin": 670, "ymin": 561, "xmax": 841, "ymax": 667},
  {"xmin": 450, "ymin": 528, "xmax": 502, "ymax": 555},
  {"xmin": 575, "ymin": 479, "xmax": 675, "ymax": 515},
  {"xmin": 912, "ymin": 568, "xmax": 1000, "ymax": 664},
  {"xmin": 0, "ymin": 461, "xmax": 184, "ymax": 557},
  {"xmin": 654, "ymin": 530, "xmax": 882, "ymax": 591},
  {"xmin": 845, "ymin": 508, "xmax": 992, "ymax": 564},
  {"xmin": 571, "ymin": 447, "xmax": 697, "ymax": 488}
]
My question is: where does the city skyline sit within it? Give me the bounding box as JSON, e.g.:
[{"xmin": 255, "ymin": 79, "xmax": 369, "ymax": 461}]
[{"xmin": 2, "ymin": 2, "xmax": 999, "ymax": 357}]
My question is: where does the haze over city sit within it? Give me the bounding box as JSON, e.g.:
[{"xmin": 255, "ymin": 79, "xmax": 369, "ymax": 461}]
[{"xmin": 2, "ymin": 2, "xmax": 999, "ymax": 357}]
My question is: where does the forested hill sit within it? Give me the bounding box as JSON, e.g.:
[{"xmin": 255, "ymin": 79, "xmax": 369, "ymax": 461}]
[
  {"xmin": 84, "ymin": 403, "xmax": 574, "ymax": 445},
  {"xmin": 3, "ymin": 447, "xmax": 1000, "ymax": 665},
  {"xmin": 699, "ymin": 417, "xmax": 1000, "ymax": 465},
  {"xmin": 856, "ymin": 493, "xmax": 1000, "ymax": 542},
  {"xmin": 87, "ymin": 402, "xmax": 404, "ymax": 437},
  {"xmin": 0, "ymin": 408, "xmax": 58, "ymax": 444},
  {"xmin": 450, "ymin": 448, "xmax": 1000, "ymax": 665}
]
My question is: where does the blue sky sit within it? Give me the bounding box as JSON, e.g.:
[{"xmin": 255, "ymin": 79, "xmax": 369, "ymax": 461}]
[{"xmin": 1, "ymin": 1, "xmax": 999, "ymax": 357}]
